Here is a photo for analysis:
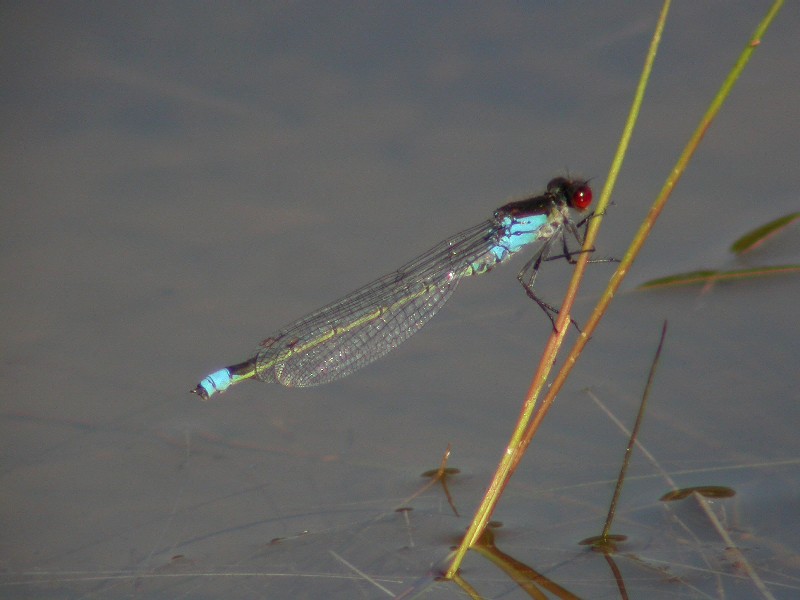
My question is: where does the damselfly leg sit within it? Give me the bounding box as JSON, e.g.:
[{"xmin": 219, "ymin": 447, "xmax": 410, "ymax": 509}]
[{"xmin": 516, "ymin": 211, "xmax": 616, "ymax": 331}]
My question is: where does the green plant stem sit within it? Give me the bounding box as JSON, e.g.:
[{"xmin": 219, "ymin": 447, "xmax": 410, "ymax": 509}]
[
  {"xmin": 446, "ymin": 0, "xmax": 783, "ymax": 579},
  {"xmin": 445, "ymin": 0, "xmax": 673, "ymax": 579}
]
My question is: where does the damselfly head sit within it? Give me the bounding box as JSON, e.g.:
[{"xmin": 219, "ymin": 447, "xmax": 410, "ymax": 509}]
[{"xmin": 547, "ymin": 177, "xmax": 592, "ymax": 212}]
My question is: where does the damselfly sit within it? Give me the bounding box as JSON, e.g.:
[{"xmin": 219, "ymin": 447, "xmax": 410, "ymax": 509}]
[{"xmin": 193, "ymin": 177, "xmax": 595, "ymax": 400}]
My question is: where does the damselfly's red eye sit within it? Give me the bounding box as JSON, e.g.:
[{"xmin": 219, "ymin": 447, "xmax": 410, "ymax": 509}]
[{"xmin": 572, "ymin": 184, "xmax": 592, "ymax": 210}]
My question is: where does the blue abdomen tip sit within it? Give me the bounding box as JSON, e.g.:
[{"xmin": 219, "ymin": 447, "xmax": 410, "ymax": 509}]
[{"xmin": 193, "ymin": 368, "xmax": 233, "ymax": 400}]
